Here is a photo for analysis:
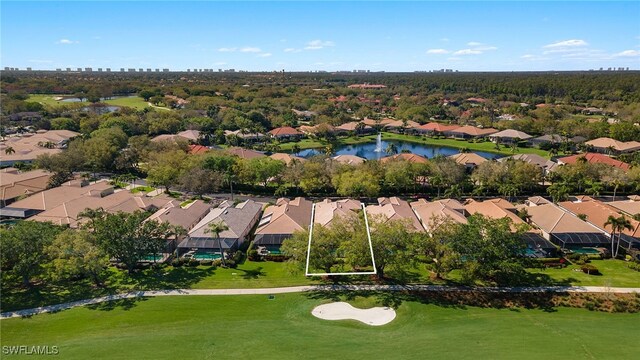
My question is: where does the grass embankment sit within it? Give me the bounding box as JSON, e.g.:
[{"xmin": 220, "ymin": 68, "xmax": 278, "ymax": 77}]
[
  {"xmin": 2, "ymin": 294, "xmax": 639, "ymax": 359},
  {"xmin": 2, "ymin": 259, "xmax": 637, "ymax": 313},
  {"xmin": 279, "ymin": 132, "xmax": 552, "ymax": 157}
]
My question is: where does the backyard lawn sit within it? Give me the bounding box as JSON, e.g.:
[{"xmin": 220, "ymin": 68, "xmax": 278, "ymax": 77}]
[
  {"xmin": 2, "ymin": 294, "xmax": 639, "ymax": 359},
  {"xmin": 528, "ymin": 259, "xmax": 640, "ymax": 288}
]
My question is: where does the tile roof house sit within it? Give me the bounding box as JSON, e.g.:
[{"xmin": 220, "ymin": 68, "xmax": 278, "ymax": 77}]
[
  {"xmin": 146, "ymin": 199, "xmax": 212, "ymax": 233},
  {"xmin": 464, "ymin": 198, "xmax": 525, "ymax": 229},
  {"xmin": 361, "ymin": 118, "xmax": 395, "ymax": 127},
  {"xmin": 313, "ymin": 199, "xmax": 362, "ymax": 227},
  {"xmin": 332, "ymin": 154, "xmax": 366, "ymax": 165},
  {"xmin": 607, "ymin": 196, "xmax": 640, "ymax": 216},
  {"xmin": 223, "ymin": 130, "xmax": 266, "ymax": 141},
  {"xmin": 225, "ymin": 147, "xmax": 266, "ymax": 159},
  {"xmin": 380, "ymin": 153, "xmax": 429, "ymax": 164},
  {"xmin": 556, "ymin": 153, "xmax": 630, "ymax": 171},
  {"xmin": 348, "ymin": 84, "xmax": 387, "ymax": 89},
  {"xmin": 334, "ymin": 121, "xmax": 374, "ymax": 134},
  {"xmin": 298, "ymin": 124, "xmax": 334, "ymax": 135},
  {"xmin": 384, "ymin": 120, "xmax": 422, "ymax": 132},
  {"xmin": 524, "ymin": 200, "xmax": 609, "ymax": 248},
  {"xmin": 410, "ymin": 198, "xmax": 468, "ymax": 232},
  {"xmin": 489, "ymin": 129, "xmax": 533, "ymax": 144},
  {"xmin": 585, "ymin": 137, "xmax": 640, "ymax": 154},
  {"xmin": 448, "ymin": 153, "xmax": 487, "ymax": 169},
  {"xmin": 188, "ymin": 145, "xmax": 210, "ymax": 155},
  {"xmin": 0, "ymin": 168, "xmax": 51, "ymax": 207},
  {"xmin": 29, "ymin": 191, "xmax": 174, "ymax": 228},
  {"xmin": 268, "ymin": 126, "xmax": 302, "ymax": 139},
  {"xmin": 0, "ymin": 130, "xmax": 80, "ymax": 166},
  {"xmin": 179, "ymin": 199, "xmax": 263, "ymax": 254},
  {"xmin": 498, "ymin": 154, "xmax": 557, "ymax": 175},
  {"xmin": 449, "ymin": 126, "xmax": 499, "ymax": 139},
  {"xmin": 269, "ymin": 153, "xmax": 306, "ymax": 165},
  {"xmin": 559, "ymin": 197, "xmax": 640, "ymax": 249},
  {"xmin": 415, "ymin": 122, "xmax": 460, "ymax": 135},
  {"xmin": 0, "ymin": 180, "xmax": 114, "ymax": 218},
  {"xmin": 151, "ymin": 130, "xmax": 201, "ymax": 143},
  {"xmin": 254, "ymin": 197, "xmax": 313, "ymax": 246},
  {"xmin": 366, "ymin": 197, "xmax": 424, "ymax": 232}
]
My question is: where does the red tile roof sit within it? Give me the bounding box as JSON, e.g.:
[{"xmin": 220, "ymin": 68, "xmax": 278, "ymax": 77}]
[
  {"xmin": 188, "ymin": 145, "xmax": 209, "ymax": 155},
  {"xmin": 380, "ymin": 153, "xmax": 429, "ymax": 164},
  {"xmin": 557, "ymin": 153, "xmax": 630, "ymax": 171},
  {"xmin": 269, "ymin": 126, "xmax": 302, "ymax": 136},
  {"xmin": 418, "ymin": 122, "xmax": 460, "ymax": 132}
]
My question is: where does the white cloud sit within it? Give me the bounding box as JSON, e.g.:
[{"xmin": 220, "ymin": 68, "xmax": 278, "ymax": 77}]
[
  {"xmin": 284, "ymin": 48, "xmax": 301, "ymax": 53},
  {"xmin": 543, "ymin": 39, "xmax": 588, "ymax": 49},
  {"xmin": 467, "ymin": 41, "xmax": 483, "ymax": 46},
  {"xmin": 56, "ymin": 39, "xmax": 78, "ymax": 44},
  {"xmin": 453, "ymin": 49, "xmax": 482, "ymax": 55},
  {"xmin": 521, "ymin": 54, "xmax": 535, "ymax": 59},
  {"xmin": 305, "ymin": 40, "xmax": 335, "ymax": 50},
  {"xmin": 240, "ymin": 47, "xmax": 261, "ymax": 53},
  {"xmin": 218, "ymin": 47, "xmax": 237, "ymax": 52},
  {"xmin": 475, "ymin": 45, "xmax": 497, "ymax": 51},
  {"xmin": 426, "ymin": 49, "xmax": 449, "ymax": 54},
  {"xmin": 440, "ymin": 38, "xmax": 450, "ymax": 42},
  {"xmin": 613, "ymin": 50, "xmax": 640, "ymax": 57},
  {"xmin": 258, "ymin": 53, "xmax": 272, "ymax": 58}
]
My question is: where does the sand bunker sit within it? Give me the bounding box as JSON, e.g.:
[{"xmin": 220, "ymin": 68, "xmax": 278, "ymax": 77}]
[{"xmin": 311, "ymin": 302, "xmax": 396, "ymax": 326}]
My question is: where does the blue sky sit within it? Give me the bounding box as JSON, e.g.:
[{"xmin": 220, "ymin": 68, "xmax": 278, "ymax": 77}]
[{"xmin": 2, "ymin": 1, "xmax": 639, "ymax": 71}]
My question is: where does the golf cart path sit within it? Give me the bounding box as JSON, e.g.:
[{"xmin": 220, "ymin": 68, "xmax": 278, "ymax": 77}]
[{"xmin": 2, "ymin": 285, "xmax": 639, "ymax": 319}]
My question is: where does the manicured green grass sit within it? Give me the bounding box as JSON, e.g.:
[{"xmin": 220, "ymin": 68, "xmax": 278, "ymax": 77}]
[
  {"xmin": 103, "ymin": 96, "xmax": 170, "ymax": 111},
  {"xmin": 27, "ymin": 94, "xmax": 69, "ymax": 106},
  {"xmin": 2, "ymin": 294, "xmax": 639, "ymax": 359},
  {"xmin": 279, "ymin": 132, "xmax": 552, "ymax": 157},
  {"xmin": 130, "ymin": 186, "xmax": 154, "ymax": 194},
  {"xmin": 529, "ymin": 259, "xmax": 640, "ymax": 288}
]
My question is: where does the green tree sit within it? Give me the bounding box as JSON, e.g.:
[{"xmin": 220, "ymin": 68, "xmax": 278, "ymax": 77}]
[
  {"xmin": 417, "ymin": 216, "xmax": 459, "ymax": 279},
  {"xmin": 80, "ymin": 209, "xmax": 179, "ymax": 274},
  {"xmin": 604, "ymin": 215, "xmax": 634, "ymax": 258},
  {"xmin": 332, "ymin": 168, "xmax": 380, "ymax": 197},
  {"xmin": 385, "ymin": 143, "xmax": 399, "ymax": 155},
  {"xmin": 145, "ymin": 150, "xmax": 187, "ymax": 193},
  {"xmin": 0, "ymin": 221, "xmax": 63, "ymax": 286},
  {"xmin": 46, "ymin": 230, "xmax": 108, "ymax": 286}
]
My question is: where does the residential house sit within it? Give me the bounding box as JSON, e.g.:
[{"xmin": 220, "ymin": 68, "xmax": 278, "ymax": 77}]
[
  {"xmin": 361, "ymin": 118, "xmax": 395, "ymax": 127},
  {"xmin": 448, "ymin": 153, "xmax": 487, "ymax": 170},
  {"xmin": 415, "ymin": 122, "xmax": 460, "ymax": 136},
  {"xmin": 498, "ymin": 154, "xmax": 558, "ymax": 176},
  {"xmin": 556, "ymin": 153, "xmax": 630, "ymax": 171},
  {"xmin": 607, "ymin": 195, "xmax": 640, "ymax": 216},
  {"xmin": 0, "ymin": 168, "xmax": 51, "ymax": 207},
  {"xmin": 151, "ymin": 130, "xmax": 201, "ymax": 143},
  {"xmin": 559, "ymin": 197, "xmax": 640, "ymax": 250},
  {"xmin": 268, "ymin": 126, "xmax": 302, "ymax": 140},
  {"xmin": 298, "ymin": 124, "xmax": 335, "ymax": 136},
  {"xmin": 366, "ymin": 197, "xmax": 423, "ymax": 232},
  {"xmin": 348, "ymin": 84, "xmax": 386, "ymax": 89},
  {"xmin": 254, "ymin": 197, "xmax": 313, "ymax": 249},
  {"xmin": 179, "ymin": 199, "xmax": 263, "ymax": 256},
  {"xmin": 291, "ymin": 109, "xmax": 318, "ymax": 120},
  {"xmin": 313, "ymin": 199, "xmax": 362, "ymax": 227},
  {"xmin": 449, "ymin": 126, "xmax": 498, "ymax": 139},
  {"xmin": 384, "ymin": 120, "xmax": 422, "ymax": 133},
  {"xmin": 585, "ymin": 137, "xmax": 640, "ymax": 155},
  {"xmin": 524, "ymin": 200, "xmax": 609, "ymax": 249},
  {"xmin": 223, "ymin": 130, "xmax": 266, "ymax": 142},
  {"xmin": 146, "ymin": 200, "xmax": 212, "ymax": 252},
  {"xmin": 334, "ymin": 121, "xmax": 374, "ymax": 135},
  {"xmin": 0, "ymin": 130, "xmax": 80, "ymax": 166},
  {"xmin": 270, "ymin": 153, "xmax": 306, "ymax": 165},
  {"xmin": 225, "ymin": 147, "xmax": 266, "ymax": 159},
  {"xmin": 464, "ymin": 198, "xmax": 525, "ymax": 229},
  {"xmin": 332, "ymin": 154, "xmax": 366, "ymax": 165},
  {"xmin": 410, "ymin": 198, "xmax": 468, "ymax": 232},
  {"xmin": 489, "ymin": 129, "xmax": 533, "ymax": 144},
  {"xmin": 380, "ymin": 153, "xmax": 429, "ymax": 164}
]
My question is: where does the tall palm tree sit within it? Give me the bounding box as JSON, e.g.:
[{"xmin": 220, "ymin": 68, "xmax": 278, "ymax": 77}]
[
  {"xmin": 605, "ymin": 215, "xmax": 633, "ymax": 258},
  {"xmin": 385, "ymin": 143, "xmax": 398, "ymax": 155},
  {"xmin": 4, "ymin": 146, "xmax": 15, "ymax": 155},
  {"xmin": 206, "ymin": 222, "xmax": 229, "ymax": 266}
]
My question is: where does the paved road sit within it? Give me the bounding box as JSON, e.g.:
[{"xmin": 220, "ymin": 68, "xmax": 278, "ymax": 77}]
[{"xmin": 2, "ymin": 285, "xmax": 639, "ymax": 319}]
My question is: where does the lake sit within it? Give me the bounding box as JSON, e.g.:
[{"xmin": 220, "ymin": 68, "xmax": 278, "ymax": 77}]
[{"xmin": 294, "ymin": 140, "xmax": 503, "ymax": 160}]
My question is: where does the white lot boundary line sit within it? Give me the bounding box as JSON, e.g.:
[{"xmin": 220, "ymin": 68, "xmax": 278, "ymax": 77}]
[{"xmin": 305, "ymin": 203, "xmax": 377, "ymax": 277}]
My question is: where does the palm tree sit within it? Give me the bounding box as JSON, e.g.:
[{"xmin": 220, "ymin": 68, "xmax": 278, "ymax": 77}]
[
  {"xmin": 205, "ymin": 222, "xmax": 229, "ymax": 266},
  {"xmin": 4, "ymin": 146, "xmax": 15, "ymax": 155},
  {"xmin": 291, "ymin": 144, "xmax": 301, "ymax": 155},
  {"xmin": 355, "ymin": 122, "xmax": 365, "ymax": 135},
  {"xmin": 605, "ymin": 215, "xmax": 633, "ymax": 258},
  {"xmin": 385, "ymin": 143, "xmax": 398, "ymax": 155}
]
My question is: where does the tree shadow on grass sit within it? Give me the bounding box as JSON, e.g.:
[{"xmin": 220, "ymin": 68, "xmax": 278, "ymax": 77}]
[
  {"xmin": 237, "ymin": 267, "xmax": 265, "ymax": 280},
  {"xmin": 120, "ymin": 266, "xmax": 217, "ymax": 290},
  {"xmin": 85, "ymin": 297, "xmax": 149, "ymax": 312}
]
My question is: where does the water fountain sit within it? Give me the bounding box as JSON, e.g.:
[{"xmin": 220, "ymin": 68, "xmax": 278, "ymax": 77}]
[{"xmin": 374, "ymin": 133, "xmax": 383, "ymax": 153}]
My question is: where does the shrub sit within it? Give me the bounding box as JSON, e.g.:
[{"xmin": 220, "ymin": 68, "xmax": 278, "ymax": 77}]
[
  {"xmin": 172, "ymin": 258, "xmax": 187, "ymax": 267},
  {"xmin": 200, "ymin": 260, "xmax": 213, "ymax": 266},
  {"xmin": 628, "ymin": 262, "xmax": 640, "ymax": 272},
  {"xmin": 247, "ymin": 249, "xmax": 260, "ymax": 261},
  {"xmin": 233, "ymin": 251, "xmax": 244, "ymax": 264},
  {"xmin": 187, "ymin": 259, "xmax": 199, "ymax": 267},
  {"xmin": 224, "ymin": 259, "xmax": 237, "ymax": 268},
  {"xmin": 581, "ymin": 264, "xmax": 600, "ymax": 275},
  {"xmin": 212, "ymin": 259, "xmax": 222, "ymax": 267}
]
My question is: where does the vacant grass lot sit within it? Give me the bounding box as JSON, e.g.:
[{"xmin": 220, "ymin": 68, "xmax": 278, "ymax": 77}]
[
  {"xmin": 2, "ymin": 294, "xmax": 638, "ymax": 359},
  {"xmin": 27, "ymin": 94, "xmax": 170, "ymax": 111},
  {"xmin": 279, "ymin": 132, "xmax": 552, "ymax": 157}
]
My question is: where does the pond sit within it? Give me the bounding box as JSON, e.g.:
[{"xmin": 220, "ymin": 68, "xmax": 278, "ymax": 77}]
[
  {"xmin": 294, "ymin": 139, "xmax": 503, "ymax": 160},
  {"xmin": 60, "ymin": 95, "xmax": 129, "ymax": 102}
]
